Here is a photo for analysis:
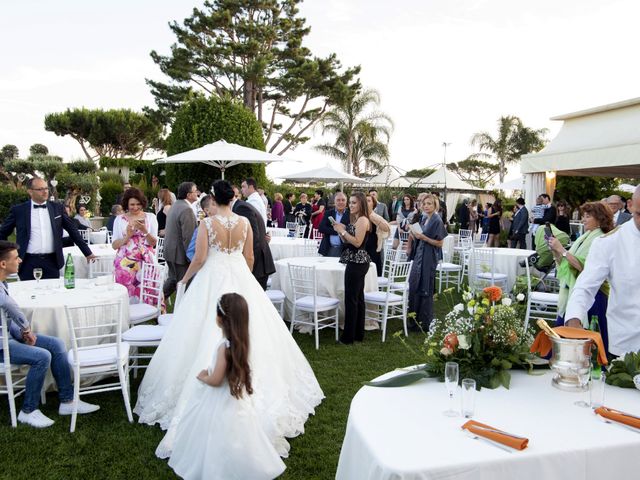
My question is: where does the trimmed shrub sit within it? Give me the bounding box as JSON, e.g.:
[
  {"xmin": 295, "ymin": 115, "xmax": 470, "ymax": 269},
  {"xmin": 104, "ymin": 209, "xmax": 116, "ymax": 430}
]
[
  {"xmin": 98, "ymin": 171, "xmax": 124, "ymax": 185},
  {"xmin": 165, "ymin": 96, "xmax": 267, "ymax": 191},
  {"xmin": 0, "ymin": 186, "xmax": 29, "ymax": 222},
  {"xmin": 100, "ymin": 181, "xmax": 124, "ymax": 216}
]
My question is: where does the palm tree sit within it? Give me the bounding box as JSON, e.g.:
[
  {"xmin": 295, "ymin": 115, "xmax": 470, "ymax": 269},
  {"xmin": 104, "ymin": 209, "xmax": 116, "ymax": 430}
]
[
  {"xmin": 314, "ymin": 89, "xmax": 393, "ymax": 176},
  {"xmin": 470, "ymin": 116, "xmax": 548, "ymax": 183}
]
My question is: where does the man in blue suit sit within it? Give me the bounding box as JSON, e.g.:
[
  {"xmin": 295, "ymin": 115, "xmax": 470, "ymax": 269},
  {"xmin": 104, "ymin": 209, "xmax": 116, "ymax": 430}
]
[
  {"xmin": 509, "ymin": 197, "xmax": 529, "ymax": 249},
  {"xmin": 0, "ymin": 177, "xmax": 95, "ymax": 280},
  {"xmin": 318, "ymin": 192, "xmax": 350, "ymax": 257}
]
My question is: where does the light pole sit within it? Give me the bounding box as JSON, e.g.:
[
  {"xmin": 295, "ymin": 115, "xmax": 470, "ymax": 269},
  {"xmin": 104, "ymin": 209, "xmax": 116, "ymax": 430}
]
[{"xmin": 442, "ymin": 142, "xmax": 451, "ymax": 210}]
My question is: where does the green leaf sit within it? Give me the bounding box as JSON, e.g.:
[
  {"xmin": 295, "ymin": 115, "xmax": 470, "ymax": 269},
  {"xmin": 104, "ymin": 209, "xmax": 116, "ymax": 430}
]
[{"xmin": 498, "ymin": 370, "xmax": 511, "ymax": 389}]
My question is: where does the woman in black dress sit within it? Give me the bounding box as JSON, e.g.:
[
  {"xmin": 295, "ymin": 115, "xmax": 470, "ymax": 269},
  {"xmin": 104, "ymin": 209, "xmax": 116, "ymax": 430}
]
[
  {"xmin": 487, "ymin": 198, "xmax": 503, "ymax": 247},
  {"xmin": 332, "ymin": 192, "xmax": 371, "ymax": 344},
  {"xmin": 555, "ymin": 201, "xmax": 571, "ymax": 236}
]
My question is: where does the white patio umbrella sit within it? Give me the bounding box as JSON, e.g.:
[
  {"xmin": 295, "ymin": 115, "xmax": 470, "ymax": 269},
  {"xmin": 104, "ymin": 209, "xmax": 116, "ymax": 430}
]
[
  {"xmin": 154, "ymin": 140, "xmax": 298, "ymax": 179},
  {"xmin": 280, "ymin": 164, "xmax": 370, "ymax": 184}
]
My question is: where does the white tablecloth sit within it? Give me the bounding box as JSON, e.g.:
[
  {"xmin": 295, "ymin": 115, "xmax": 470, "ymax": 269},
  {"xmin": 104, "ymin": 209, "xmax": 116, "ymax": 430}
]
[
  {"xmin": 62, "ymin": 244, "xmax": 116, "ymax": 279},
  {"xmin": 337, "ymin": 370, "xmax": 640, "ymax": 480},
  {"xmin": 8, "ymin": 278, "xmax": 130, "ymax": 390},
  {"xmin": 268, "ymin": 237, "xmax": 311, "ymax": 262},
  {"xmin": 486, "ymin": 247, "xmax": 535, "ymax": 292},
  {"xmin": 271, "ymin": 256, "xmax": 379, "ymax": 327},
  {"xmin": 89, "ymin": 230, "xmax": 108, "ymax": 244}
]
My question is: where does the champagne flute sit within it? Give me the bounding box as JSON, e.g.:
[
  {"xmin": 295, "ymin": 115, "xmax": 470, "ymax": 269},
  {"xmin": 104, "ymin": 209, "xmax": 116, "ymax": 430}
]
[
  {"xmin": 33, "ymin": 268, "xmax": 43, "ymax": 288},
  {"xmin": 443, "ymin": 362, "xmax": 459, "ymax": 417},
  {"xmin": 573, "ymin": 366, "xmax": 591, "ymax": 408}
]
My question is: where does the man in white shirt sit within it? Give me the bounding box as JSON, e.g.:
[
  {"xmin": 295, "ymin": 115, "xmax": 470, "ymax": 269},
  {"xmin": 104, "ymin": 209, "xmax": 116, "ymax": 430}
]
[
  {"xmin": 242, "ymin": 177, "xmax": 267, "ymax": 226},
  {"xmin": 565, "ymin": 186, "xmax": 640, "ymax": 357}
]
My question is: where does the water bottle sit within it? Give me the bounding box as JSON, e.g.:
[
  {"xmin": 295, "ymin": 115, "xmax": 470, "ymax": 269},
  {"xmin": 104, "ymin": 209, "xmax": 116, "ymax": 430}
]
[{"xmin": 64, "ymin": 253, "xmax": 75, "ymax": 289}]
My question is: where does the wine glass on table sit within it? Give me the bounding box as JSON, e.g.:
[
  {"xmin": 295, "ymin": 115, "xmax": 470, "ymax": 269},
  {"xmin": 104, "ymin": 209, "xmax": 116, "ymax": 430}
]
[
  {"xmin": 573, "ymin": 366, "xmax": 591, "ymax": 408},
  {"xmin": 33, "ymin": 268, "xmax": 43, "ymax": 289},
  {"xmin": 443, "ymin": 361, "xmax": 459, "ymax": 417}
]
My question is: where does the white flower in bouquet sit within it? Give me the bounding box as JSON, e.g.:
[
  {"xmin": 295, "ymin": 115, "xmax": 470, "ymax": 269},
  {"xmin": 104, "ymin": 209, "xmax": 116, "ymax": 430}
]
[
  {"xmin": 467, "ymin": 306, "xmax": 475, "ymax": 315},
  {"xmin": 516, "ymin": 293, "xmax": 525, "ymax": 302},
  {"xmin": 502, "ymin": 297, "xmax": 513, "ymax": 307},
  {"xmin": 458, "ymin": 334, "xmax": 471, "ymax": 350},
  {"xmin": 462, "ymin": 291, "xmax": 473, "ymax": 301},
  {"xmin": 453, "ymin": 303, "xmax": 464, "ymax": 312}
]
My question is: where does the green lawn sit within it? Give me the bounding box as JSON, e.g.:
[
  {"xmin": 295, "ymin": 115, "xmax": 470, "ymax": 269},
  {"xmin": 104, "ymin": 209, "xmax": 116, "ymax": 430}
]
[{"xmin": 0, "ymin": 291, "xmax": 461, "ymax": 480}]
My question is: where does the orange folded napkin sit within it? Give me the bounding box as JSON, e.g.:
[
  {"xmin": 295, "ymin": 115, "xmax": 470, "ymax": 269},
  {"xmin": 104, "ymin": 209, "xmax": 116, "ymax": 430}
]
[
  {"xmin": 595, "ymin": 406, "xmax": 640, "ymax": 429},
  {"xmin": 530, "ymin": 326, "xmax": 608, "ymax": 366},
  {"xmin": 462, "ymin": 420, "xmax": 529, "ymax": 451}
]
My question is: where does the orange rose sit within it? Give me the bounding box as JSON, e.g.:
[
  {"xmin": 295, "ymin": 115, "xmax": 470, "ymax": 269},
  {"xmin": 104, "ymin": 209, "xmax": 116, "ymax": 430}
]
[
  {"xmin": 482, "ymin": 286, "xmax": 502, "ymax": 303},
  {"xmin": 443, "ymin": 333, "xmax": 459, "ymax": 351}
]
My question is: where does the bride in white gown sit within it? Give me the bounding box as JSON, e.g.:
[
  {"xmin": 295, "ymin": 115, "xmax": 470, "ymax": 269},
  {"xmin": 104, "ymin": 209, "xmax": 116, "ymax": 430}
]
[{"xmin": 134, "ymin": 180, "xmax": 324, "ymax": 459}]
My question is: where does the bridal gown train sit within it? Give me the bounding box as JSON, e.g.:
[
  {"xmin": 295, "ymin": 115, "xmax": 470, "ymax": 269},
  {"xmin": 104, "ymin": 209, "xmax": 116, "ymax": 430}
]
[{"xmin": 133, "ymin": 214, "xmax": 324, "ymax": 459}]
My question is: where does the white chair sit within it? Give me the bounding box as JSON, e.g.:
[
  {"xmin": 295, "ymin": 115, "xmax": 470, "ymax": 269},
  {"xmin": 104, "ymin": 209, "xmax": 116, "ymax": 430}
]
[
  {"xmin": 378, "ymin": 248, "xmax": 403, "ymax": 290},
  {"xmin": 459, "ymin": 229, "xmax": 473, "ymax": 240},
  {"xmin": 312, "ymin": 228, "xmax": 323, "ymax": 241},
  {"xmin": 157, "ymin": 282, "xmax": 185, "ymax": 327},
  {"xmin": 156, "ymin": 237, "xmax": 165, "ymax": 264},
  {"xmin": 88, "ymin": 256, "xmax": 114, "ymax": 279},
  {"xmin": 65, "ymin": 302, "xmax": 132, "ymax": 432},
  {"xmin": 267, "ymin": 227, "xmax": 288, "ymax": 238},
  {"xmin": 473, "ymin": 233, "xmax": 488, "ymax": 248},
  {"xmin": 302, "ymin": 238, "xmax": 319, "ymax": 257},
  {"xmin": 122, "ymin": 324, "xmax": 167, "ymax": 377},
  {"xmin": 266, "ymin": 289, "xmax": 286, "ymax": 318},
  {"xmin": 128, "ymin": 262, "xmax": 165, "ymax": 325},
  {"xmin": 523, "ymin": 261, "xmax": 559, "ymax": 331},
  {"xmin": 468, "ymin": 248, "xmax": 508, "ymax": 292},
  {"xmin": 1, "ymin": 311, "xmax": 27, "ymax": 427},
  {"xmin": 365, "ymin": 260, "xmax": 412, "ymax": 341},
  {"xmin": 106, "ymin": 231, "xmax": 113, "ymax": 245},
  {"xmin": 436, "ymin": 247, "xmax": 463, "ymax": 293},
  {"xmin": 79, "ymin": 229, "xmax": 90, "ymax": 244},
  {"xmin": 286, "ymin": 222, "xmax": 298, "ymax": 231},
  {"xmin": 288, "ymin": 264, "xmax": 339, "ymax": 349},
  {"xmin": 295, "ymin": 224, "xmax": 306, "ymax": 239}
]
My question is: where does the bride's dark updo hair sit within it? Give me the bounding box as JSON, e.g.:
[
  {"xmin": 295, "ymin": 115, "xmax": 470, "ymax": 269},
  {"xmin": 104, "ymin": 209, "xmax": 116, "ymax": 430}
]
[{"xmin": 212, "ymin": 180, "xmax": 235, "ymax": 205}]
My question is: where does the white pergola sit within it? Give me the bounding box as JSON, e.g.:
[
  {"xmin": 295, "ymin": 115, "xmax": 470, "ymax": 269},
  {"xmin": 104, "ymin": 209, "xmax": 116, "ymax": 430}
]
[{"xmin": 520, "ymin": 97, "xmax": 640, "ymax": 208}]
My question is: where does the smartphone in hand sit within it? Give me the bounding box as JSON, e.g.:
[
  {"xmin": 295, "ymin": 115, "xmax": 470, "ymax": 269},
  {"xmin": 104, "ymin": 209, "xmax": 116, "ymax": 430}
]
[
  {"xmin": 328, "ymin": 216, "xmax": 336, "ymax": 225},
  {"xmin": 544, "ymin": 222, "xmax": 554, "ymax": 239}
]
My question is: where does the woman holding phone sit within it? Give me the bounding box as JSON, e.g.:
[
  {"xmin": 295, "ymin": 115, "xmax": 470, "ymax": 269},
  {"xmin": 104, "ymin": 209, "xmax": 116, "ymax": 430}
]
[{"xmin": 112, "ymin": 187, "xmax": 159, "ymax": 302}]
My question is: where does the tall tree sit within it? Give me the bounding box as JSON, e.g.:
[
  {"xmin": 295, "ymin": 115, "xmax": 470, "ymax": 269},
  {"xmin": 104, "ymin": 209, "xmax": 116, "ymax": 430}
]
[
  {"xmin": 44, "ymin": 108, "xmax": 164, "ymax": 162},
  {"xmin": 470, "ymin": 116, "xmax": 548, "ymax": 182},
  {"xmin": 0, "ymin": 145, "xmax": 19, "ymax": 163},
  {"xmin": 147, "ymin": 0, "xmax": 359, "ymax": 154},
  {"xmin": 314, "ymin": 89, "xmax": 393, "ymax": 176},
  {"xmin": 448, "ymin": 157, "xmax": 500, "ymax": 188},
  {"xmin": 29, "ymin": 143, "xmax": 49, "ymax": 156}
]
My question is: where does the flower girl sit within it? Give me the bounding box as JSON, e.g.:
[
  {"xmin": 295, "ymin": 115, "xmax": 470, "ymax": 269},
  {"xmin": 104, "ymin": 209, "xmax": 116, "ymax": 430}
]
[{"xmin": 167, "ymin": 293, "xmax": 286, "ymax": 479}]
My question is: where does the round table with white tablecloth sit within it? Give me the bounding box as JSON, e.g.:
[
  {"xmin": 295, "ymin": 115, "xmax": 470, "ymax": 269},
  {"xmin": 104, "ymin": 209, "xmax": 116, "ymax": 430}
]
[
  {"xmin": 62, "ymin": 244, "xmax": 116, "ymax": 279},
  {"xmin": 337, "ymin": 369, "xmax": 640, "ymax": 480},
  {"xmin": 268, "ymin": 237, "xmax": 313, "ymax": 262},
  {"xmin": 271, "ymin": 256, "xmax": 379, "ymax": 328},
  {"xmin": 483, "ymin": 247, "xmax": 535, "ymax": 292},
  {"xmin": 7, "ymin": 278, "xmax": 130, "ymax": 390},
  {"xmin": 89, "ymin": 230, "xmax": 108, "ymax": 244}
]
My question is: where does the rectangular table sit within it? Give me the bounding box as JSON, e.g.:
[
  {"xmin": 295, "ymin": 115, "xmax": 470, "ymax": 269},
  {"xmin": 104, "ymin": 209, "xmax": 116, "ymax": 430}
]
[{"xmin": 337, "ymin": 370, "xmax": 640, "ymax": 479}]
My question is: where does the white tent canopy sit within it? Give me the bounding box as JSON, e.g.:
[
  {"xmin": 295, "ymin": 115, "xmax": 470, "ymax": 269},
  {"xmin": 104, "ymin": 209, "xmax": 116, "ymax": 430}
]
[
  {"xmin": 415, "ymin": 166, "xmax": 483, "ymax": 191},
  {"xmin": 520, "ymin": 97, "xmax": 640, "ymax": 208},
  {"xmin": 279, "ymin": 164, "xmax": 369, "ymax": 184},
  {"xmin": 494, "ymin": 177, "xmax": 525, "ymax": 191},
  {"xmin": 154, "ymin": 140, "xmax": 297, "ymax": 179},
  {"xmin": 366, "ymin": 164, "xmax": 407, "ymax": 186}
]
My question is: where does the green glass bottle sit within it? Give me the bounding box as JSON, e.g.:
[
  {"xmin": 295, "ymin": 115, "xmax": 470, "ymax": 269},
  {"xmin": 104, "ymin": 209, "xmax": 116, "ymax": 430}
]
[
  {"xmin": 589, "ymin": 315, "xmax": 599, "ymax": 332},
  {"xmin": 63, "ymin": 253, "xmax": 75, "ymax": 289},
  {"xmin": 589, "ymin": 315, "xmax": 601, "ymax": 373}
]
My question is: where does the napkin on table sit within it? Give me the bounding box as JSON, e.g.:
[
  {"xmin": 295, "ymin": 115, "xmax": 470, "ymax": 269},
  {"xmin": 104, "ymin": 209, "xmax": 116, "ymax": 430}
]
[
  {"xmin": 529, "ymin": 326, "xmax": 608, "ymax": 366},
  {"xmin": 594, "ymin": 407, "xmax": 640, "ymax": 429},
  {"xmin": 462, "ymin": 420, "xmax": 529, "ymax": 451}
]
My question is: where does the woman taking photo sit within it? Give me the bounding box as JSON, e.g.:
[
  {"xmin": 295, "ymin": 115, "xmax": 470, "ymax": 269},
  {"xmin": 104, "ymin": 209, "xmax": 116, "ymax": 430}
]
[
  {"xmin": 549, "ymin": 201, "xmax": 613, "ymax": 353},
  {"xmin": 332, "ymin": 192, "xmax": 371, "ymax": 344},
  {"xmin": 112, "ymin": 187, "xmax": 159, "ymax": 301},
  {"xmin": 365, "ymin": 193, "xmax": 391, "ymax": 276},
  {"xmin": 487, "ymin": 198, "xmax": 503, "ymax": 247},
  {"xmin": 407, "ymin": 194, "xmax": 447, "ymax": 331}
]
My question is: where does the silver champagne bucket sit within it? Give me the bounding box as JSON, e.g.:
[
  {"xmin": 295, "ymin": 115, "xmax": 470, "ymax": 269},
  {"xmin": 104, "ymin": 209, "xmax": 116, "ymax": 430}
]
[{"xmin": 549, "ymin": 337, "xmax": 592, "ymax": 392}]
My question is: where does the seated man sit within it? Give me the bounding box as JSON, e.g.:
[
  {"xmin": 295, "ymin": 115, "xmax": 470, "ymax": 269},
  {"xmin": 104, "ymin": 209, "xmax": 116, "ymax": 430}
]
[{"xmin": 0, "ymin": 240, "xmax": 99, "ymax": 427}]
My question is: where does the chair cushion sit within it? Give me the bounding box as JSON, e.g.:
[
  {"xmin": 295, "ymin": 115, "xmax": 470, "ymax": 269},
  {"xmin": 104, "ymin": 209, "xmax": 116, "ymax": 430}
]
[
  {"xmin": 388, "ymin": 282, "xmax": 407, "ymax": 291},
  {"xmin": 294, "ymin": 296, "xmax": 339, "ymax": 311},
  {"xmin": 122, "ymin": 325, "xmax": 167, "ymax": 342},
  {"xmin": 531, "ymin": 292, "xmax": 559, "ymax": 304},
  {"xmin": 364, "ymin": 291, "xmax": 404, "ymax": 304},
  {"xmin": 266, "ymin": 289, "xmax": 286, "ymax": 302},
  {"xmin": 157, "ymin": 313, "xmax": 173, "ymax": 326},
  {"xmin": 67, "ymin": 343, "xmax": 130, "ymax": 367},
  {"xmin": 129, "ymin": 303, "xmax": 159, "ymax": 323},
  {"xmin": 437, "ymin": 262, "xmax": 462, "ymax": 271},
  {"xmin": 377, "ymin": 277, "xmax": 389, "ymax": 286},
  {"xmin": 476, "ymin": 272, "xmax": 508, "ymax": 280}
]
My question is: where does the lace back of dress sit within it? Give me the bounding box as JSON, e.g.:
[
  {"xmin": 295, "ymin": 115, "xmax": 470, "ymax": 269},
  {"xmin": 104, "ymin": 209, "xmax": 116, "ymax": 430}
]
[{"xmin": 205, "ymin": 214, "xmax": 247, "ymax": 254}]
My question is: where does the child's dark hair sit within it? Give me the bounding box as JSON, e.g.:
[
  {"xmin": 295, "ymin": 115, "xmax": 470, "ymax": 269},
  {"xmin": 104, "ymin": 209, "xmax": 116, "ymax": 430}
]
[{"xmin": 216, "ymin": 293, "xmax": 253, "ymax": 399}]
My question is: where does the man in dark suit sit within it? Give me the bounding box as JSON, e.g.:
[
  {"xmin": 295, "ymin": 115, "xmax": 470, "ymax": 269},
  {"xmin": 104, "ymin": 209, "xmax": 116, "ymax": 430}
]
[
  {"xmin": 456, "ymin": 199, "xmax": 470, "ymax": 230},
  {"xmin": 388, "ymin": 194, "xmax": 401, "ymax": 222},
  {"xmin": 318, "ymin": 192, "xmax": 349, "ymax": 257},
  {"xmin": 231, "ymin": 197, "xmax": 275, "ymax": 290},
  {"xmin": 0, "ymin": 177, "xmax": 95, "ymax": 280},
  {"xmin": 509, "ymin": 197, "xmax": 529, "ymax": 249}
]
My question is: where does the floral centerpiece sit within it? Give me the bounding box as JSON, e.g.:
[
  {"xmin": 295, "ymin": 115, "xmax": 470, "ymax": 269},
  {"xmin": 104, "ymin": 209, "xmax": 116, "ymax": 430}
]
[{"xmin": 369, "ymin": 286, "xmax": 534, "ymax": 390}]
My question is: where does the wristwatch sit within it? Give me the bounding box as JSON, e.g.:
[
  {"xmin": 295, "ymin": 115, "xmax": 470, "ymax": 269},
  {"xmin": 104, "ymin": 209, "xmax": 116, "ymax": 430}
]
[
  {"xmin": 340, "ymin": 231, "xmax": 347, "ymax": 237},
  {"xmin": 562, "ymin": 250, "xmax": 568, "ymax": 258}
]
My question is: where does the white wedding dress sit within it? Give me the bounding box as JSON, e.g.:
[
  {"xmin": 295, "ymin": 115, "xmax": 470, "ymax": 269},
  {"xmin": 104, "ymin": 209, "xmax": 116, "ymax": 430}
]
[{"xmin": 134, "ymin": 213, "xmax": 324, "ymax": 459}]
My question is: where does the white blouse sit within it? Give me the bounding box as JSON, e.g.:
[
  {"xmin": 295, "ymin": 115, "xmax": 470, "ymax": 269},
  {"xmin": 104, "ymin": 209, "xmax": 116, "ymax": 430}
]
[{"xmin": 112, "ymin": 213, "xmax": 158, "ymax": 243}]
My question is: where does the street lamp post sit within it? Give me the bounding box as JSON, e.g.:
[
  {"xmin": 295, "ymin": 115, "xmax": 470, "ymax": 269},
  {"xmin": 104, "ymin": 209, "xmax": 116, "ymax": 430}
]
[{"xmin": 442, "ymin": 142, "xmax": 451, "ymax": 209}]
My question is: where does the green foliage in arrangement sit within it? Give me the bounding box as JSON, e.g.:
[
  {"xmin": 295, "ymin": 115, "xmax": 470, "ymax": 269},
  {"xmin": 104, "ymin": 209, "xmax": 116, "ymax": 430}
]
[
  {"xmin": 606, "ymin": 351, "xmax": 640, "ymax": 388},
  {"xmin": 0, "ymin": 185, "xmax": 29, "ymax": 221},
  {"xmin": 165, "ymin": 96, "xmax": 267, "ymax": 191}
]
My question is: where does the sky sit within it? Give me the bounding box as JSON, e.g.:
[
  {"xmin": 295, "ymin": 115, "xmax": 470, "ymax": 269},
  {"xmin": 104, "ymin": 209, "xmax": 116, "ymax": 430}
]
[{"xmin": 2, "ymin": 0, "xmax": 639, "ymax": 184}]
